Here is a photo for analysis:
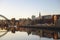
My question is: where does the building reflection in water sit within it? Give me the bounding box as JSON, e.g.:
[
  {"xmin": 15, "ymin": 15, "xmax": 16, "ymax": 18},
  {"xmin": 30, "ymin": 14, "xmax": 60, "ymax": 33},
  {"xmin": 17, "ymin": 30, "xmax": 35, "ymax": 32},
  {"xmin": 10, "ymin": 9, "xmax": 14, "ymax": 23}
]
[
  {"xmin": 7, "ymin": 27, "xmax": 60, "ymax": 39},
  {"xmin": 0, "ymin": 27, "xmax": 60, "ymax": 40}
]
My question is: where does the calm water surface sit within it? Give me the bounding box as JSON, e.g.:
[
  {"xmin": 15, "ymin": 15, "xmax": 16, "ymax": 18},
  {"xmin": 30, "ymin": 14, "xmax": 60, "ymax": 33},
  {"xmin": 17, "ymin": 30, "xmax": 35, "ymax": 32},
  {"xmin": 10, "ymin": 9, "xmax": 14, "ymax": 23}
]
[{"xmin": 0, "ymin": 31, "xmax": 54, "ymax": 40}]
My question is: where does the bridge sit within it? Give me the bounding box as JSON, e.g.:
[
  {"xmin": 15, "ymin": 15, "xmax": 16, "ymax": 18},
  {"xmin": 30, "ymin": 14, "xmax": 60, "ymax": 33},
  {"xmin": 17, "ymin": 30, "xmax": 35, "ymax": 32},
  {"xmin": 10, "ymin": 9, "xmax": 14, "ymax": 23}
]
[
  {"xmin": 0, "ymin": 15, "xmax": 10, "ymax": 26},
  {"xmin": 0, "ymin": 15, "xmax": 9, "ymax": 38},
  {"xmin": 0, "ymin": 15, "xmax": 8, "ymax": 20}
]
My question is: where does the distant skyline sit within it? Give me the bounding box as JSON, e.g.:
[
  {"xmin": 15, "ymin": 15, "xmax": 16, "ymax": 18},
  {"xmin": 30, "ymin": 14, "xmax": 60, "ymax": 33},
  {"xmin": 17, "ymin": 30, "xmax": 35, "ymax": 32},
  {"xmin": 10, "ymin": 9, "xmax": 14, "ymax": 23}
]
[{"xmin": 0, "ymin": 0, "xmax": 60, "ymax": 19}]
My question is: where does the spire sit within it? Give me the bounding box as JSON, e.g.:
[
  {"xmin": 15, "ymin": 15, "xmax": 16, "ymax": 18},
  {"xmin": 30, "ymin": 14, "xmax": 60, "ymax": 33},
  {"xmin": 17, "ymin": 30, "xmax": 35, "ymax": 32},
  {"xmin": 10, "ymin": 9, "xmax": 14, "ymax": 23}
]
[
  {"xmin": 39, "ymin": 12, "xmax": 41, "ymax": 17},
  {"xmin": 39, "ymin": 12, "xmax": 42, "ymax": 19}
]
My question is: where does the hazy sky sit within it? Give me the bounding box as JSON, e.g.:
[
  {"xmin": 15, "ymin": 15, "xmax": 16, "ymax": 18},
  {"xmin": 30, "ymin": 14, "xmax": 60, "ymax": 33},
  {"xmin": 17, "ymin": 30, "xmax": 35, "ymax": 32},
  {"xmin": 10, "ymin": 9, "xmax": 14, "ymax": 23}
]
[{"xmin": 0, "ymin": 0, "xmax": 60, "ymax": 19}]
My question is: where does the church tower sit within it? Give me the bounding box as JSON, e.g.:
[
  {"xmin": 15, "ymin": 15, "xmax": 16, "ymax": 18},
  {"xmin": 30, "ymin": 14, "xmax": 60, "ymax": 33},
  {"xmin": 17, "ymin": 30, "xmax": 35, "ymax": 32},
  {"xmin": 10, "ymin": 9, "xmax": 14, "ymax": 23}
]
[{"xmin": 39, "ymin": 12, "xmax": 42, "ymax": 19}]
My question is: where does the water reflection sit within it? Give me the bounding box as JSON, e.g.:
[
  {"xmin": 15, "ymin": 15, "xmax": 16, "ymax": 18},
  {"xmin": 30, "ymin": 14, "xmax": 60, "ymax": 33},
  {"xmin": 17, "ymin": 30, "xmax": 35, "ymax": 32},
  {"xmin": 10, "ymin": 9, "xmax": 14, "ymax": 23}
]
[
  {"xmin": 0, "ymin": 28, "xmax": 60, "ymax": 40},
  {"xmin": 0, "ymin": 29, "xmax": 8, "ymax": 37},
  {"xmin": 0, "ymin": 31, "xmax": 54, "ymax": 40}
]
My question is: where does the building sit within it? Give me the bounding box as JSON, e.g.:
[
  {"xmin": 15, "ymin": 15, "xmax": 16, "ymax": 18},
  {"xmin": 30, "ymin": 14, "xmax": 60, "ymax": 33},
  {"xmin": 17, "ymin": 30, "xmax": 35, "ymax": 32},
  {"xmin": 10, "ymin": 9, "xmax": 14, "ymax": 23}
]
[
  {"xmin": 52, "ymin": 15, "xmax": 60, "ymax": 26},
  {"xmin": 42, "ymin": 15, "xmax": 53, "ymax": 24},
  {"xmin": 42, "ymin": 15, "xmax": 52, "ymax": 19},
  {"xmin": 39, "ymin": 12, "xmax": 42, "ymax": 19}
]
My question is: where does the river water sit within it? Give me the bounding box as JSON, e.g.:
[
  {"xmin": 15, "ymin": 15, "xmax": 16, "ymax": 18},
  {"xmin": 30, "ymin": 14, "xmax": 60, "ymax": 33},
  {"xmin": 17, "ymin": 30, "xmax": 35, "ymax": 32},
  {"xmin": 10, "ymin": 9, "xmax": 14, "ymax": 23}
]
[
  {"xmin": 0, "ymin": 31, "xmax": 54, "ymax": 40},
  {"xmin": 0, "ymin": 27, "xmax": 60, "ymax": 40}
]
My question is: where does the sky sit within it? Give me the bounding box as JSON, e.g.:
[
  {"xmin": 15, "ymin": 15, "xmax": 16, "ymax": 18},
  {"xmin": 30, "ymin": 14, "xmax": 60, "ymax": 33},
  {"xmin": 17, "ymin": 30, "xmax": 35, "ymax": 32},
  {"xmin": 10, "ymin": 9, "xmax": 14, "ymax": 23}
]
[{"xmin": 0, "ymin": 0, "xmax": 60, "ymax": 19}]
